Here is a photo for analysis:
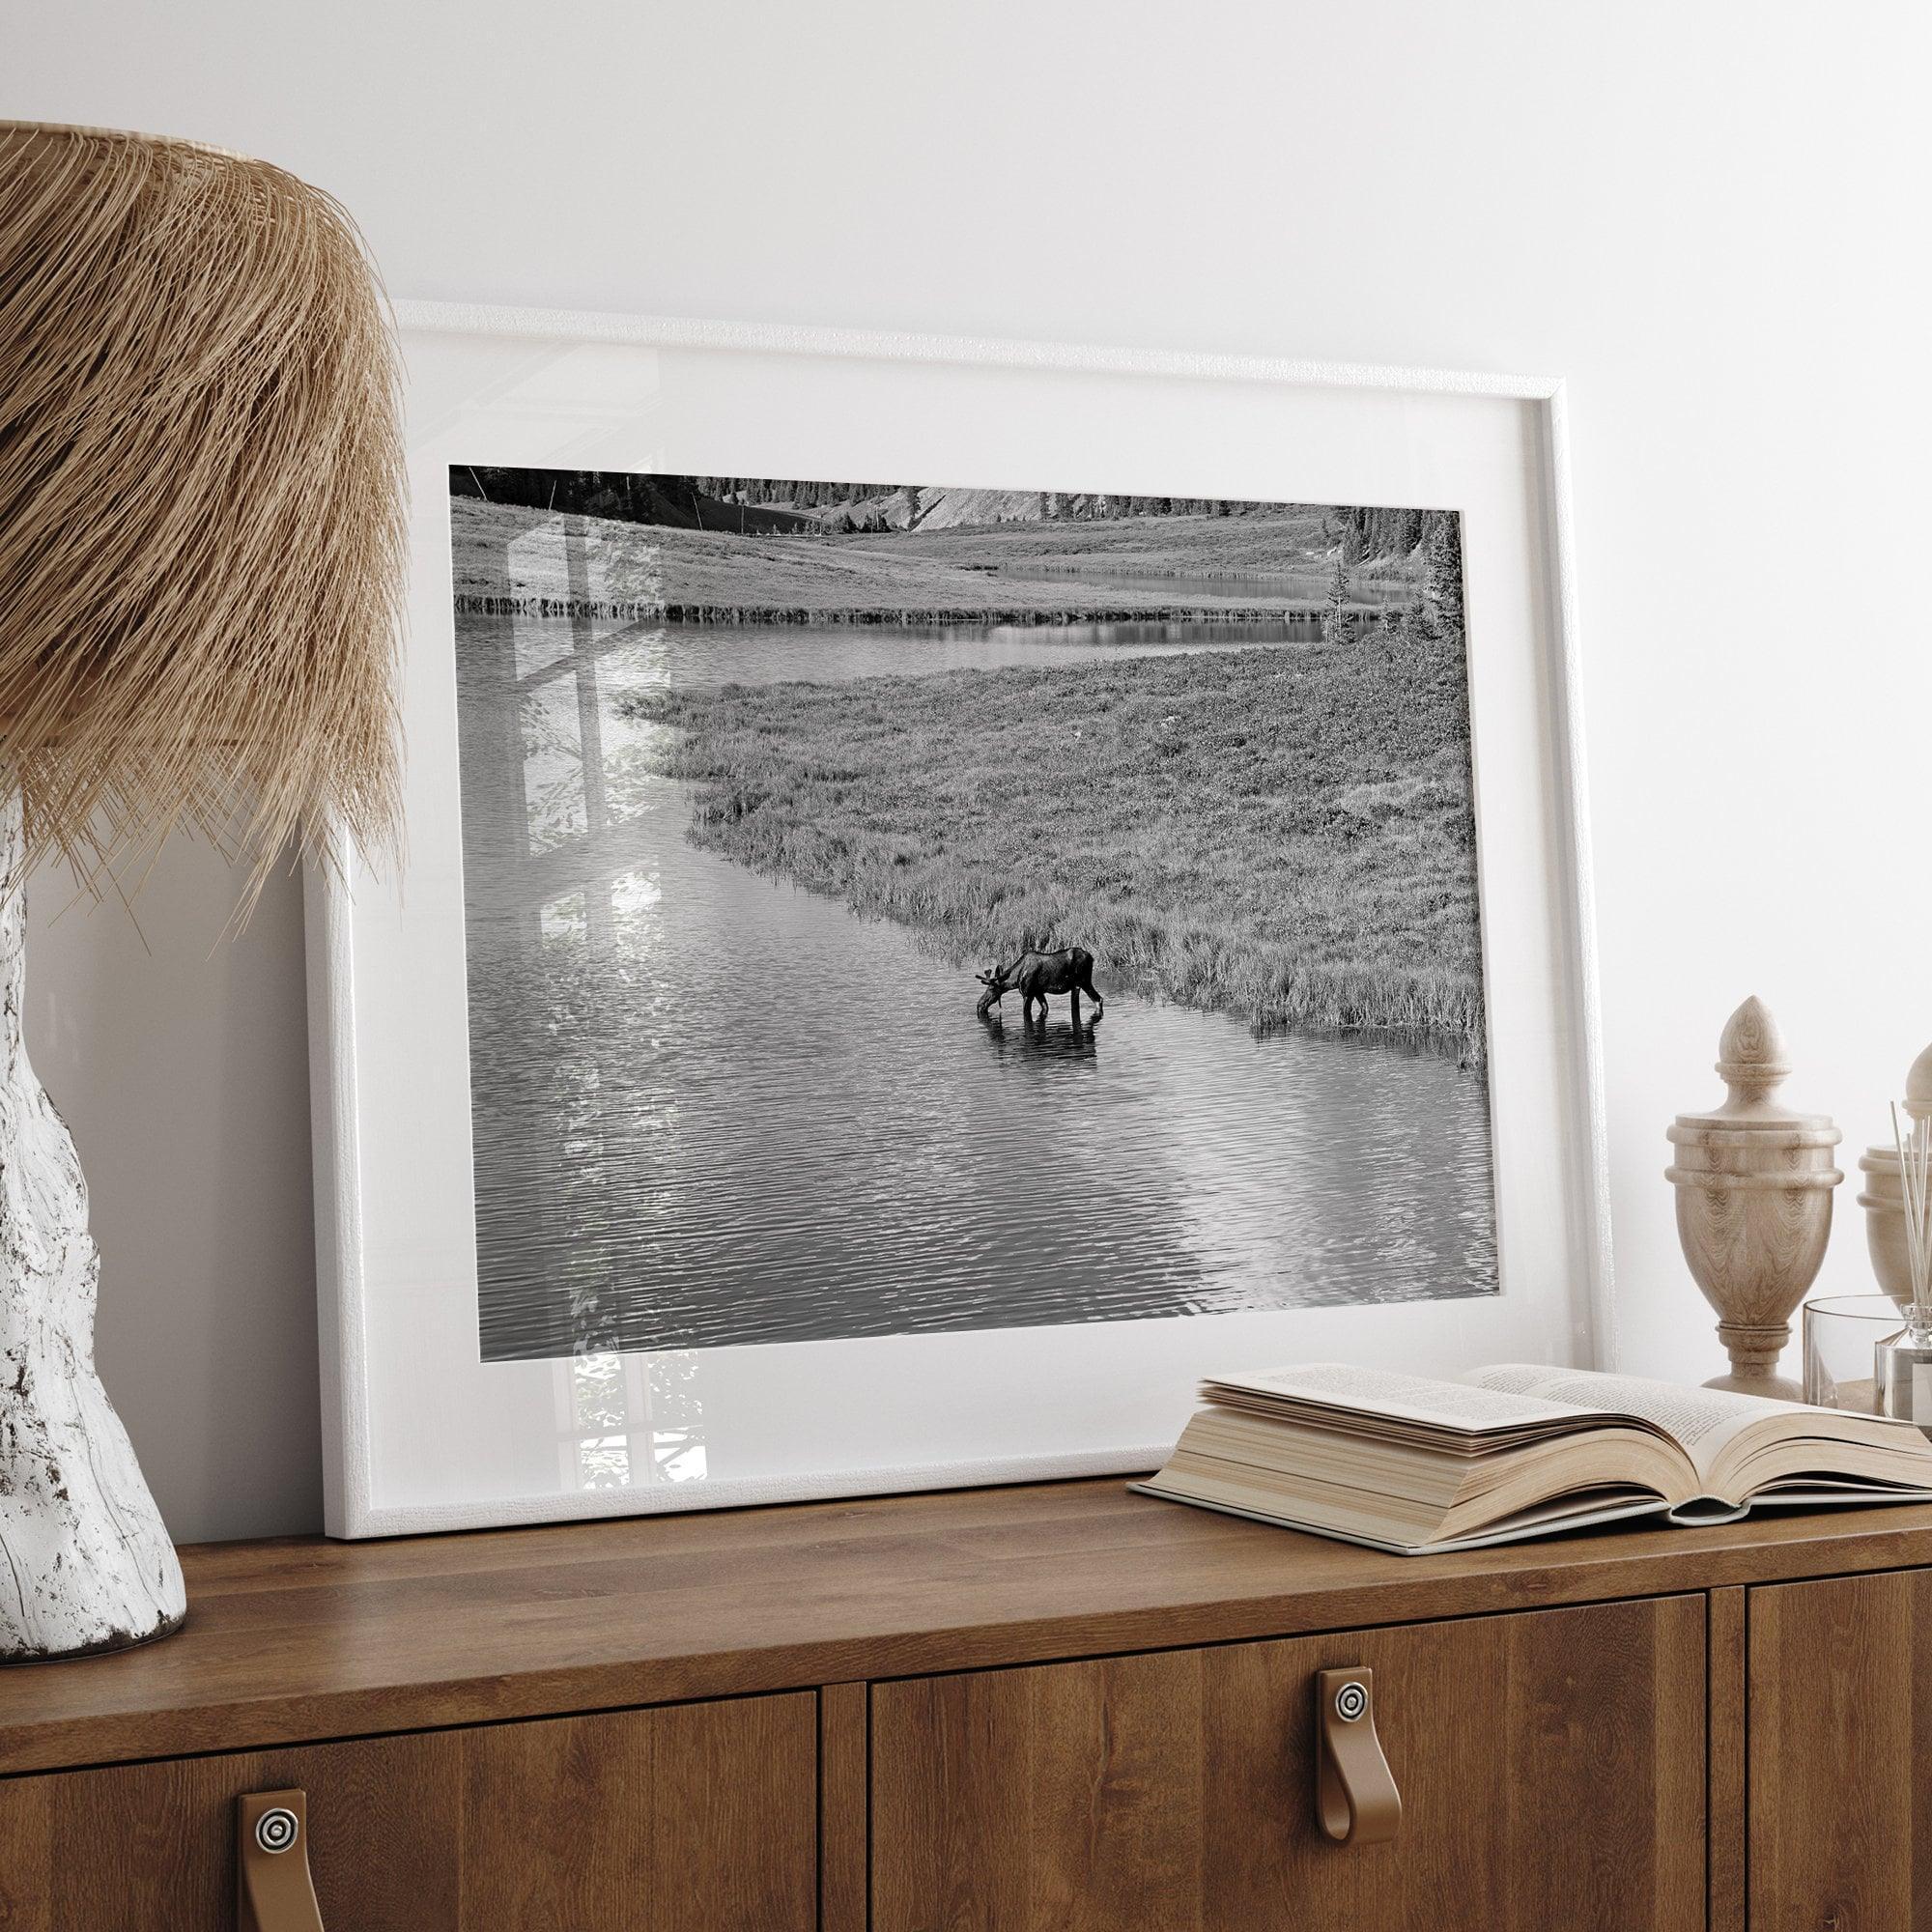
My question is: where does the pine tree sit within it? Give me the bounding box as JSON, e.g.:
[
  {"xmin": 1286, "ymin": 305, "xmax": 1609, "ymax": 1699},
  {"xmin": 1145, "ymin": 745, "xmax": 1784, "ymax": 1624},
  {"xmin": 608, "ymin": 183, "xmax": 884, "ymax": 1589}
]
[
  {"xmin": 1324, "ymin": 550, "xmax": 1351, "ymax": 643},
  {"xmin": 1424, "ymin": 512, "xmax": 1464, "ymax": 636}
]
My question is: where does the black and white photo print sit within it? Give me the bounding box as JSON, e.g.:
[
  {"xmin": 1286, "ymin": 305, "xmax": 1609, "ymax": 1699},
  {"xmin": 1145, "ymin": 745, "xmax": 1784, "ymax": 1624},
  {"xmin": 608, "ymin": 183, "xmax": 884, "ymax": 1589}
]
[{"xmin": 449, "ymin": 469, "xmax": 1496, "ymax": 1360}]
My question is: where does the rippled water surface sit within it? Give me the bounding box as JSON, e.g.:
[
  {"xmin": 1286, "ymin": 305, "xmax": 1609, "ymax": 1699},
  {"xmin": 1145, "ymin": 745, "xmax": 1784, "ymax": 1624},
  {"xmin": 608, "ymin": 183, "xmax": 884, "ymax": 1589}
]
[
  {"xmin": 457, "ymin": 612, "xmax": 1497, "ymax": 1361},
  {"xmin": 986, "ymin": 564, "xmax": 1417, "ymax": 606},
  {"xmin": 515, "ymin": 615, "xmax": 1327, "ymax": 687}
]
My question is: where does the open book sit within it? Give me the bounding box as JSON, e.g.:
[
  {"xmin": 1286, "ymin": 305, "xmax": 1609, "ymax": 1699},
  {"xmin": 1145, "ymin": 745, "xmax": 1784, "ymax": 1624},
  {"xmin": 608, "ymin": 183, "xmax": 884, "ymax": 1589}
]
[{"xmin": 1132, "ymin": 1362, "xmax": 1932, "ymax": 1555}]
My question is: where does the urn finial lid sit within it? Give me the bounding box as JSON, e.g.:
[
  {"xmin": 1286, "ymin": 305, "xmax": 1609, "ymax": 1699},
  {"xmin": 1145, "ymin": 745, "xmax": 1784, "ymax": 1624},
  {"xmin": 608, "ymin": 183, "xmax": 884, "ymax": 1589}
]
[
  {"xmin": 1715, "ymin": 995, "xmax": 1789, "ymax": 1104},
  {"xmin": 1857, "ymin": 1039, "xmax": 1932, "ymax": 1162},
  {"xmin": 1674, "ymin": 996, "xmax": 1833, "ymax": 1131},
  {"xmin": 1907, "ymin": 1040, "xmax": 1932, "ymax": 1122}
]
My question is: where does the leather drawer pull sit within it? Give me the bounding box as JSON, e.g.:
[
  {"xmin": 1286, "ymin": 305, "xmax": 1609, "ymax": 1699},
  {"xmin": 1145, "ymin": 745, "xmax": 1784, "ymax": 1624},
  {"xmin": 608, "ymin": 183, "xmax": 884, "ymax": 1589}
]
[
  {"xmin": 238, "ymin": 1789, "xmax": 326, "ymax": 1931},
  {"xmin": 1315, "ymin": 1667, "xmax": 1401, "ymax": 1846}
]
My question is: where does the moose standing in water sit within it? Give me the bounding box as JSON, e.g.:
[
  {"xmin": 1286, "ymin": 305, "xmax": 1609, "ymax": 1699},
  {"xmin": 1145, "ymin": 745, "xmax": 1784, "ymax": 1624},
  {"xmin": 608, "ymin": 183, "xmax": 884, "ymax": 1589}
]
[{"xmin": 975, "ymin": 946, "xmax": 1104, "ymax": 1026}]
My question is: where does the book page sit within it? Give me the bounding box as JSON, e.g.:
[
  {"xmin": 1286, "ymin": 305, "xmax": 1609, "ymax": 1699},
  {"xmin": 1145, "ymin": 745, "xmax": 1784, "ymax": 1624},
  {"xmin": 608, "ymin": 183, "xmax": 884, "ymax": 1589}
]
[
  {"xmin": 1207, "ymin": 1362, "xmax": 1606, "ymax": 1434},
  {"xmin": 1465, "ymin": 1365, "xmax": 1795, "ymax": 1479},
  {"xmin": 1129, "ymin": 1479, "xmax": 1679, "ymax": 1555}
]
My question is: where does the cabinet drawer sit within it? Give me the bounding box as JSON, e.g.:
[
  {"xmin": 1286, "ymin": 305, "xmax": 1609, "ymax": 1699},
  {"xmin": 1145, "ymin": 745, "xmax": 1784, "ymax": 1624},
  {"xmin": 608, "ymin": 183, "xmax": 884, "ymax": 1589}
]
[
  {"xmin": 0, "ymin": 1690, "xmax": 816, "ymax": 1931},
  {"xmin": 872, "ymin": 1596, "xmax": 1704, "ymax": 1932}
]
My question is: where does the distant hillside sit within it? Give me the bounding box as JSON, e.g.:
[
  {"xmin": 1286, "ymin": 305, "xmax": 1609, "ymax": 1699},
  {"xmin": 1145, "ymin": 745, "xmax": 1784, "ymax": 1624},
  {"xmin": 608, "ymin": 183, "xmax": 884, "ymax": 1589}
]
[
  {"xmin": 695, "ymin": 477, "xmax": 1435, "ymax": 562},
  {"xmin": 451, "ymin": 466, "xmax": 1443, "ymax": 571},
  {"xmin": 446, "ymin": 497, "xmax": 1425, "ymax": 622},
  {"xmin": 451, "ymin": 466, "xmax": 816, "ymax": 536}
]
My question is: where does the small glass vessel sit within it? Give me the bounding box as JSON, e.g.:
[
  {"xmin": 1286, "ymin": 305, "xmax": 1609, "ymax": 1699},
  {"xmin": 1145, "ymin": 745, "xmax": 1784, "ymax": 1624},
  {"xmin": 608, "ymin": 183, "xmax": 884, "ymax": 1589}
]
[
  {"xmin": 1803, "ymin": 1294, "xmax": 1903, "ymax": 1415},
  {"xmin": 1876, "ymin": 1309, "xmax": 1932, "ymax": 1433},
  {"xmin": 1877, "ymin": 1092, "xmax": 1932, "ymax": 1432}
]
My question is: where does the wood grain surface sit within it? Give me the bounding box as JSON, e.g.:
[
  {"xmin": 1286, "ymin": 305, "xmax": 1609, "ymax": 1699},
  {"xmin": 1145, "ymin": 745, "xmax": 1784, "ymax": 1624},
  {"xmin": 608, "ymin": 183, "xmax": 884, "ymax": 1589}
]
[
  {"xmin": 819, "ymin": 1681, "xmax": 868, "ymax": 1932},
  {"xmin": 1707, "ymin": 1586, "xmax": 1747, "ymax": 1932},
  {"xmin": 0, "ymin": 1692, "xmax": 815, "ymax": 1931},
  {"xmin": 1, "ymin": 1478, "xmax": 1930, "ymax": 1777},
  {"xmin": 1748, "ymin": 1568, "xmax": 1932, "ymax": 1930},
  {"xmin": 871, "ymin": 1593, "xmax": 1706, "ymax": 1931}
]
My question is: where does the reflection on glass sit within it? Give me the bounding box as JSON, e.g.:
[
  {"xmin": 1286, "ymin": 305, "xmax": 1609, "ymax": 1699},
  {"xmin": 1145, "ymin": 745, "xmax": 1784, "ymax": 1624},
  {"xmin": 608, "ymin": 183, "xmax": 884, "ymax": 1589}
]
[
  {"xmin": 561, "ymin": 1350, "xmax": 707, "ymax": 1492},
  {"xmin": 541, "ymin": 891, "xmax": 585, "ymax": 946},
  {"xmin": 460, "ymin": 508, "xmax": 710, "ymax": 1491},
  {"xmin": 519, "ymin": 676, "xmax": 588, "ymax": 854},
  {"xmin": 517, "ymin": 638, "xmax": 670, "ymax": 857}
]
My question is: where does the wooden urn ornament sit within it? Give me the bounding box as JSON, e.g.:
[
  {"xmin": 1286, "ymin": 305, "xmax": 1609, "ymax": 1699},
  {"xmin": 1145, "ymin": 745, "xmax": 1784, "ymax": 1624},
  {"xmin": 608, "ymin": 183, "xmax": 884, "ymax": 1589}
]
[
  {"xmin": 1857, "ymin": 1041, "xmax": 1932, "ymax": 1307},
  {"xmin": 1665, "ymin": 998, "xmax": 1842, "ymax": 1401}
]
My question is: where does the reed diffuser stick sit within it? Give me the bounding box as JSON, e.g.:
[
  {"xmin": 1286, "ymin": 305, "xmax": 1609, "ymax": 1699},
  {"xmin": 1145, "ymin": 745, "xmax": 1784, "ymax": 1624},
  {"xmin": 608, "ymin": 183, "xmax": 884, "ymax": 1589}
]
[{"xmin": 1889, "ymin": 1101, "xmax": 1932, "ymax": 1339}]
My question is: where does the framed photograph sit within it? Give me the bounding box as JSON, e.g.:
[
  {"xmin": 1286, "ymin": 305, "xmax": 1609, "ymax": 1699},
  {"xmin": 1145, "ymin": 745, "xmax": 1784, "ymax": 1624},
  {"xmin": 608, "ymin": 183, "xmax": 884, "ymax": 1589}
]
[{"xmin": 306, "ymin": 303, "xmax": 1611, "ymax": 1537}]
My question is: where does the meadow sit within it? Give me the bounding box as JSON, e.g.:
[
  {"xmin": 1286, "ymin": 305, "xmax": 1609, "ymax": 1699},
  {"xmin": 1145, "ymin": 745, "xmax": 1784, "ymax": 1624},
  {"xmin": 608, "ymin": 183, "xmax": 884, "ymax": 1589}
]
[
  {"xmin": 452, "ymin": 497, "xmax": 1418, "ymax": 621},
  {"xmin": 625, "ymin": 629, "xmax": 1485, "ymax": 1052}
]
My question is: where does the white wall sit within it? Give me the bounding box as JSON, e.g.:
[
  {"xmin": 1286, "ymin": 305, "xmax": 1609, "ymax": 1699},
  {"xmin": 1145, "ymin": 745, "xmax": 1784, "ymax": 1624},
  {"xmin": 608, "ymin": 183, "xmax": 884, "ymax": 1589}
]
[{"xmin": 9, "ymin": 1, "xmax": 1930, "ymax": 1542}]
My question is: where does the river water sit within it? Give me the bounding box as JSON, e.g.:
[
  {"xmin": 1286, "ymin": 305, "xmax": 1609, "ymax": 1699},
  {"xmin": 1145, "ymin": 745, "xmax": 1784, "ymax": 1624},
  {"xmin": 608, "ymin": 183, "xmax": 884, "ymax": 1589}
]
[
  {"xmin": 456, "ymin": 613, "xmax": 1498, "ymax": 1362},
  {"xmin": 984, "ymin": 563, "xmax": 1416, "ymax": 607}
]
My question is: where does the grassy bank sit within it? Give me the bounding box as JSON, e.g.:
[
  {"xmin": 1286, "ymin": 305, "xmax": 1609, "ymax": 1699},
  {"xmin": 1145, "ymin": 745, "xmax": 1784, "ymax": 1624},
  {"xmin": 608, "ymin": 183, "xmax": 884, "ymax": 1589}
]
[
  {"xmin": 625, "ymin": 634, "xmax": 1484, "ymax": 1051},
  {"xmin": 876, "ymin": 509, "xmax": 1418, "ymax": 581},
  {"xmin": 453, "ymin": 497, "xmax": 1418, "ymax": 621}
]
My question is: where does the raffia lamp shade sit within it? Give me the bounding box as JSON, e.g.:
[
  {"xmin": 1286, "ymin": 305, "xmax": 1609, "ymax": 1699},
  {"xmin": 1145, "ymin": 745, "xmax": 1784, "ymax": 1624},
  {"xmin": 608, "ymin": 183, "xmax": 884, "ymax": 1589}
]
[
  {"xmin": 0, "ymin": 121, "xmax": 405, "ymax": 892},
  {"xmin": 0, "ymin": 124, "xmax": 405, "ymax": 1660}
]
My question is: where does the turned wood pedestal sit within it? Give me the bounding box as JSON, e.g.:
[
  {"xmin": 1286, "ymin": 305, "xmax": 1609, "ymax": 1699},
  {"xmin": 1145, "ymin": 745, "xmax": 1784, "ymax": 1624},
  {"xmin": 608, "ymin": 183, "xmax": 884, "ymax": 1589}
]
[{"xmin": 1668, "ymin": 997, "xmax": 1842, "ymax": 1400}]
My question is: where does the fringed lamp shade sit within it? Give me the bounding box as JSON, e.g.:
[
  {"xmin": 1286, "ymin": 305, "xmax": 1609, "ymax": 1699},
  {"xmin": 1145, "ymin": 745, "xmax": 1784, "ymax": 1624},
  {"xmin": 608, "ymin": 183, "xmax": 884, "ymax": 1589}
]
[{"xmin": 0, "ymin": 122, "xmax": 405, "ymax": 895}]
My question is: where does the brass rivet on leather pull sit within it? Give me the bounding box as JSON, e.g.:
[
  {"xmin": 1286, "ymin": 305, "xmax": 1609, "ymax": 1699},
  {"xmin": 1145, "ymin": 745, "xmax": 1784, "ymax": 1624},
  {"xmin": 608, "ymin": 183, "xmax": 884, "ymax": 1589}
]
[
  {"xmin": 238, "ymin": 1789, "xmax": 327, "ymax": 1931},
  {"xmin": 1315, "ymin": 1666, "xmax": 1401, "ymax": 1846}
]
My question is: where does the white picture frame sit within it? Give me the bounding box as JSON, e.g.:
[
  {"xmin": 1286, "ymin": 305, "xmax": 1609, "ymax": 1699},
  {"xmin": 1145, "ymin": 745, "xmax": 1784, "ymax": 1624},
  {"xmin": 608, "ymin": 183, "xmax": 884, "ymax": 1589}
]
[{"xmin": 306, "ymin": 300, "xmax": 1612, "ymax": 1538}]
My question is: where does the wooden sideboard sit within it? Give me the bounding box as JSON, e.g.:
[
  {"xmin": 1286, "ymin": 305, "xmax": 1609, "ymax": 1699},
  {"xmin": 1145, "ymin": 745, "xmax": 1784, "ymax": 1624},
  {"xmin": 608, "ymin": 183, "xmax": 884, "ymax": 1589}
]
[{"xmin": 1, "ymin": 1477, "xmax": 1929, "ymax": 1928}]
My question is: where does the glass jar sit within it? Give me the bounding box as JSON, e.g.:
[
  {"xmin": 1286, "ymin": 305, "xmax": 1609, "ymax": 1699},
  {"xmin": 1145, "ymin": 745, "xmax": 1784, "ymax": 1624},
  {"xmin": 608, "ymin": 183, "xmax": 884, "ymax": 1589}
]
[{"xmin": 1802, "ymin": 1294, "xmax": 1904, "ymax": 1414}]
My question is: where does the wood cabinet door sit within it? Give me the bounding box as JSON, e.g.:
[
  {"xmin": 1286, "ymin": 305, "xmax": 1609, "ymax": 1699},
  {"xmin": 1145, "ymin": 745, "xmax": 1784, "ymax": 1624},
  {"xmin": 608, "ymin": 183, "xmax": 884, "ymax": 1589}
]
[
  {"xmin": 1749, "ymin": 1568, "xmax": 1932, "ymax": 1931},
  {"xmin": 871, "ymin": 1596, "xmax": 1705, "ymax": 1932},
  {"xmin": 0, "ymin": 1690, "xmax": 816, "ymax": 1931}
]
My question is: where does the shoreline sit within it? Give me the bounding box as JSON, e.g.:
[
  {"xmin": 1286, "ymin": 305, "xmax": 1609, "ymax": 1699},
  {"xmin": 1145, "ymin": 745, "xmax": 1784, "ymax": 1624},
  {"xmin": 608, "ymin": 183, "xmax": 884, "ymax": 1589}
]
[
  {"xmin": 659, "ymin": 781, "xmax": 1481, "ymax": 1066},
  {"xmin": 454, "ymin": 595, "xmax": 1405, "ymax": 625},
  {"xmin": 629, "ymin": 641, "xmax": 1486, "ymax": 1057}
]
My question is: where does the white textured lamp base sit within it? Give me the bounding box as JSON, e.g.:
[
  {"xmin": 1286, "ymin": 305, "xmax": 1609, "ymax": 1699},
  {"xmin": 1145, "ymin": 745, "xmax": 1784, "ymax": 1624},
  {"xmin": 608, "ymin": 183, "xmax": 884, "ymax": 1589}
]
[{"xmin": 0, "ymin": 795, "xmax": 185, "ymax": 1660}]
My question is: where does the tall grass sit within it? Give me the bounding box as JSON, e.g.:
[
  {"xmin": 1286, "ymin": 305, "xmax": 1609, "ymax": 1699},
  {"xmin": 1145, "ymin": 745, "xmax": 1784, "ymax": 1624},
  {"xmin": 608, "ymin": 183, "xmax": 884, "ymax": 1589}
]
[
  {"xmin": 625, "ymin": 632, "xmax": 1486, "ymax": 1053},
  {"xmin": 456, "ymin": 497, "xmax": 1421, "ymax": 620}
]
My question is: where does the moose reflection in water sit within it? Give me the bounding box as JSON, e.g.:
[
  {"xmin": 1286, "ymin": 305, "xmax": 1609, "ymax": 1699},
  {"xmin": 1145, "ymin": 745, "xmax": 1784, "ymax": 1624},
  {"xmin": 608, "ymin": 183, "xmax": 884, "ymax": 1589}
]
[
  {"xmin": 980, "ymin": 1003, "xmax": 1101, "ymax": 1064},
  {"xmin": 975, "ymin": 944, "xmax": 1106, "ymax": 1026}
]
